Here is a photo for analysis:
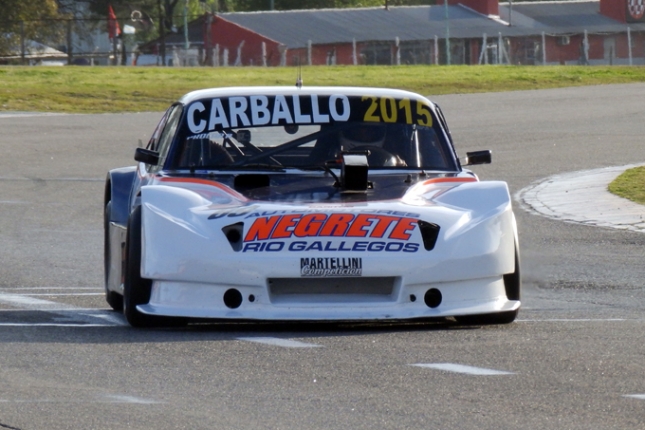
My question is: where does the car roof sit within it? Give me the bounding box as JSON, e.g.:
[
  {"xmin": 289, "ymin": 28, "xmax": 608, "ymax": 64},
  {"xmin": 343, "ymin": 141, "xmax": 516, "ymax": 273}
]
[{"xmin": 178, "ymin": 86, "xmax": 433, "ymax": 106}]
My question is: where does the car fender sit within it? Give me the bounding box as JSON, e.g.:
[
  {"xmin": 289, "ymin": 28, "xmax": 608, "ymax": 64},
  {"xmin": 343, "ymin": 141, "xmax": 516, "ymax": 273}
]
[
  {"xmin": 428, "ymin": 181, "xmax": 516, "ymax": 277},
  {"xmin": 105, "ymin": 166, "xmax": 137, "ymax": 227}
]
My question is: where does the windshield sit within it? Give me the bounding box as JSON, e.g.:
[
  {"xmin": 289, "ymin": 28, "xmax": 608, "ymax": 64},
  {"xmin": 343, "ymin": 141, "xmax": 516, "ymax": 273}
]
[{"xmin": 166, "ymin": 94, "xmax": 458, "ymax": 171}]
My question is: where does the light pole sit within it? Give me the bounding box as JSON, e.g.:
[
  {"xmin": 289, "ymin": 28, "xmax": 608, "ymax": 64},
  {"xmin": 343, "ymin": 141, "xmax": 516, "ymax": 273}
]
[
  {"xmin": 184, "ymin": 0, "xmax": 189, "ymax": 50},
  {"xmin": 444, "ymin": 0, "xmax": 450, "ymax": 65},
  {"xmin": 158, "ymin": 0, "xmax": 166, "ymax": 65}
]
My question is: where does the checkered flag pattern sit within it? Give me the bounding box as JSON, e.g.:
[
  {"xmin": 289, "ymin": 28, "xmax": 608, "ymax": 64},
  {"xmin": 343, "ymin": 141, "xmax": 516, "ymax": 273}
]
[{"xmin": 628, "ymin": 0, "xmax": 645, "ymax": 20}]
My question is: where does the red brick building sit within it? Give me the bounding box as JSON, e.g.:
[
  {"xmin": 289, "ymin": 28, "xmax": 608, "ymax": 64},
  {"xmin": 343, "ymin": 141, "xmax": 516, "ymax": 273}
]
[{"xmin": 141, "ymin": 0, "xmax": 645, "ymax": 66}]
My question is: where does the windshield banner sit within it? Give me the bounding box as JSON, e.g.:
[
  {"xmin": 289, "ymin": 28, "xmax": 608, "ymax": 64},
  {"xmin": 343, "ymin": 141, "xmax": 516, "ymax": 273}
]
[{"xmin": 185, "ymin": 94, "xmax": 434, "ymax": 133}]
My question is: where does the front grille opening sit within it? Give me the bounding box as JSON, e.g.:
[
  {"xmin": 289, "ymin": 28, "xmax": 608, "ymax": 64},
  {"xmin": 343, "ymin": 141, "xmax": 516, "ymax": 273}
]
[{"xmin": 269, "ymin": 277, "xmax": 396, "ymax": 304}]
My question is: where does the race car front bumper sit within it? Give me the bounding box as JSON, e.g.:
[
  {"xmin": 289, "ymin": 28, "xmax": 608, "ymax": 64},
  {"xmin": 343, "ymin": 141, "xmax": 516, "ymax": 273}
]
[{"xmin": 138, "ymin": 275, "xmax": 520, "ymax": 320}]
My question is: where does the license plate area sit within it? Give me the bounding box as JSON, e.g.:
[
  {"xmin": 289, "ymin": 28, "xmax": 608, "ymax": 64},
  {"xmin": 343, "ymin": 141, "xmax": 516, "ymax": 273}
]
[{"xmin": 268, "ymin": 277, "xmax": 397, "ymax": 304}]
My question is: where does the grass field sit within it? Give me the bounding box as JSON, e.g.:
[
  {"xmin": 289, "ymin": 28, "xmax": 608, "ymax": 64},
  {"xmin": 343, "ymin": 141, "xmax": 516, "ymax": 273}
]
[
  {"xmin": 2, "ymin": 64, "xmax": 645, "ymax": 113},
  {"xmin": 2, "ymin": 64, "xmax": 644, "ymax": 204},
  {"xmin": 608, "ymin": 166, "xmax": 645, "ymax": 205}
]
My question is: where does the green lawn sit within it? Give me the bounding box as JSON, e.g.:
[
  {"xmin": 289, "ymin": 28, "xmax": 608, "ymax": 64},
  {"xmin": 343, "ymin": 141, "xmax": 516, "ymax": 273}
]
[
  {"xmin": 2, "ymin": 64, "xmax": 645, "ymax": 113},
  {"xmin": 608, "ymin": 166, "xmax": 645, "ymax": 205}
]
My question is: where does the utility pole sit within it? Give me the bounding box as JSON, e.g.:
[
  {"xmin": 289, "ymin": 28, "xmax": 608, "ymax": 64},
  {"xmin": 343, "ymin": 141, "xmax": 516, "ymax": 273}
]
[
  {"xmin": 158, "ymin": 0, "xmax": 166, "ymax": 65},
  {"xmin": 20, "ymin": 21, "xmax": 26, "ymax": 65},
  {"xmin": 67, "ymin": 19, "xmax": 74, "ymax": 65},
  {"xmin": 444, "ymin": 0, "xmax": 450, "ymax": 65},
  {"xmin": 184, "ymin": 0, "xmax": 189, "ymax": 50}
]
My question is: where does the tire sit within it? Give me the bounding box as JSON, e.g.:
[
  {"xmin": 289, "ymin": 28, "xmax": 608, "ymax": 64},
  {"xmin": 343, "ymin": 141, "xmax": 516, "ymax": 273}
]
[
  {"xmin": 104, "ymin": 201, "xmax": 123, "ymax": 312},
  {"xmin": 454, "ymin": 242, "xmax": 521, "ymax": 326},
  {"xmin": 503, "ymin": 243, "xmax": 521, "ymax": 301},
  {"xmin": 123, "ymin": 206, "xmax": 186, "ymax": 328}
]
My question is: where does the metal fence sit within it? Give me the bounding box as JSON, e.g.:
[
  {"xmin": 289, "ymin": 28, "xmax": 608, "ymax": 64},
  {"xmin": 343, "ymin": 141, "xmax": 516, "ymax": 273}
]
[{"xmin": 1, "ymin": 17, "xmax": 643, "ymax": 67}]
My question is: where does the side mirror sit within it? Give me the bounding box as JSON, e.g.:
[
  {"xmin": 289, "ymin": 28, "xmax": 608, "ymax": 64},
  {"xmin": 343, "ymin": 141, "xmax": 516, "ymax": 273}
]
[
  {"xmin": 134, "ymin": 147, "xmax": 160, "ymax": 165},
  {"xmin": 464, "ymin": 150, "xmax": 492, "ymax": 166}
]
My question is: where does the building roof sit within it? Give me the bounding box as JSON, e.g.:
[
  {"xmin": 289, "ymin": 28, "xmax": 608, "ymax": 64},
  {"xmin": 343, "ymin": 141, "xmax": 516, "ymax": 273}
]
[
  {"xmin": 2, "ymin": 39, "xmax": 68, "ymax": 60},
  {"xmin": 218, "ymin": 2, "xmax": 645, "ymax": 48},
  {"xmin": 142, "ymin": 1, "xmax": 645, "ymax": 52},
  {"xmin": 499, "ymin": 0, "xmax": 643, "ymax": 35},
  {"xmin": 150, "ymin": 16, "xmax": 207, "ymax": 47},
  {"xmin": 220, "ymin": 6, "xmax": 513, "ymax": 48}
]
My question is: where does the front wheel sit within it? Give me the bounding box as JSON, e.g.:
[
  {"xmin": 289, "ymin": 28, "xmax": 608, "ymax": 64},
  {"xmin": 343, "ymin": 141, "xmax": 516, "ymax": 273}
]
[{"xmin": 123, "ymin": 206, "xmax": 186, "ymax": 328}]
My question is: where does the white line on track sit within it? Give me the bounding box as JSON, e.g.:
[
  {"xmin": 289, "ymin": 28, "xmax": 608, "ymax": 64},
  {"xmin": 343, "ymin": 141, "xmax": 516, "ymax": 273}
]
[
  {"xmin": 0, "ymin": 293, "xmax": 77, "ymax": 310},
  {"xmin": 0, "ymin": 176, "xmax": 103, "ymax": 182},
  {"xmin": 0, "ymin": 395, "xmax": 161, "ymax": 404},
  {"xmin": 14, "ymin": 293, "xmax": 104, "ymax": 296},
  {"xmin": 0, "ymin": 307, "xmax": 102, "ymax": 312},
  {"xmin": 0, "ymin": 323, "xmax": 116, "ymax": 327},
  {"xmin": 518, "ymin": 318, "xmax": 627, "ymax": 322},
  {"xmin": 79, "ymin": 312, "xmax": 126, "ymax": 325},
  {"xmin": 103, "ymin": 395, "xmax": 163, "ymax": 404},
  {"xmin": 0, "ymin": 292, "xmax": 127, "ymax": 326},
  {"xmin": 0, "ymin": 112, "xmax": 66, "ymax": 118},
  {"xmin": 624, "ymin": 394, "xmax": 645, "ymax": 400},
  {"xmin": 237, "ymin": 337, "xmax": 322, "ymax": 348},
  {"xmin": 0, "ymin": 287, "xmax": 101, "ymax": 291},
  {"xmin": 411, "ymin": 363, "xmax": 515, "ymax": 375}
]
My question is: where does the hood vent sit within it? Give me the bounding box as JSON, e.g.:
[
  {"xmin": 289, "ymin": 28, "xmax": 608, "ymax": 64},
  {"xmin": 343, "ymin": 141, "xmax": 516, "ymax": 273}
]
[
  {"xmin": 222, "ymin": 222, "xmax": 244, "ymax": 252},
  {"xmin": 418, "ymin": 220, "xmax": 440, "ymax": 251}
]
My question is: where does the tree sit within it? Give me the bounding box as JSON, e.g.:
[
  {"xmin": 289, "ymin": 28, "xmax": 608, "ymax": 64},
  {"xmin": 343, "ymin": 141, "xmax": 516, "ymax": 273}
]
[
  {"xmin": 0, "ymin": 0, "xmax": 64, "ymax": 58},
  {"xmin": 87, "ymin": 0, "xmax": 187, "ymax": 34}
]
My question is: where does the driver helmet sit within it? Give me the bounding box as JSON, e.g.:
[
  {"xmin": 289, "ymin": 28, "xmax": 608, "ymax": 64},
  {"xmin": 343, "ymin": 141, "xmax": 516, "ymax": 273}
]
[{"xmin": 340, "ymin": 123, "xmax": 386, "ymax": 151}]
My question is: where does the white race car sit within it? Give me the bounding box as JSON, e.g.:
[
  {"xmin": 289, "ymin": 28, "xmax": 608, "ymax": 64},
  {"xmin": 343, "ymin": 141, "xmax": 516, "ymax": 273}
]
[{"xmin": 104, "ymin": 86, "xmax": 520, "ymax": 327}]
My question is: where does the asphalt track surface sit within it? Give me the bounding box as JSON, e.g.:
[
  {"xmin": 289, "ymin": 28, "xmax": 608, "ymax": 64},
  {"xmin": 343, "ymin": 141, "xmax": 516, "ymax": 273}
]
[{"xmin": 1, "ymin": 84, "xmax": 645, "ymax": 429}]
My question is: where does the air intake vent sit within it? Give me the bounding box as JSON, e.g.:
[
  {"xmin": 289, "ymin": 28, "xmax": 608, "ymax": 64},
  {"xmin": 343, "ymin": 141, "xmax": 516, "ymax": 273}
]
[
  {"xmin": 222, "ymin": 222, "xmax": 244, "ymax": 252},
  {"xmin": 418, "ymin": 220, "xmax": 440, "ymax": 251}
]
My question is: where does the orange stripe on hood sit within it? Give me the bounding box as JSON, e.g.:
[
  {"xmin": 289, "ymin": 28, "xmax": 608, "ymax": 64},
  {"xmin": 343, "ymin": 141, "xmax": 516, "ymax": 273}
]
[
  {"xmin": 421, "ymin": 177, "xmax": 478, "ymax": 186},
  {"xmin": 158, "ymin": 177, "xmax": 248, "ymax": 201}
]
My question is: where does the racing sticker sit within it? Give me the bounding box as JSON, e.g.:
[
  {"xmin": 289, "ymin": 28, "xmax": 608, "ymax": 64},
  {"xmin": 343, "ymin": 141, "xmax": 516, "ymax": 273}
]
[
  {"xmin": 300, "ymin": 257, "xmax": 362, "ymax": 277},
  {"xmin": 240, "ymin": 212, "xmax": 421, "ymax": 253},
  {"xmin": 186, "ymin": 95, "xmax": 434, "ymax": 133}
]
